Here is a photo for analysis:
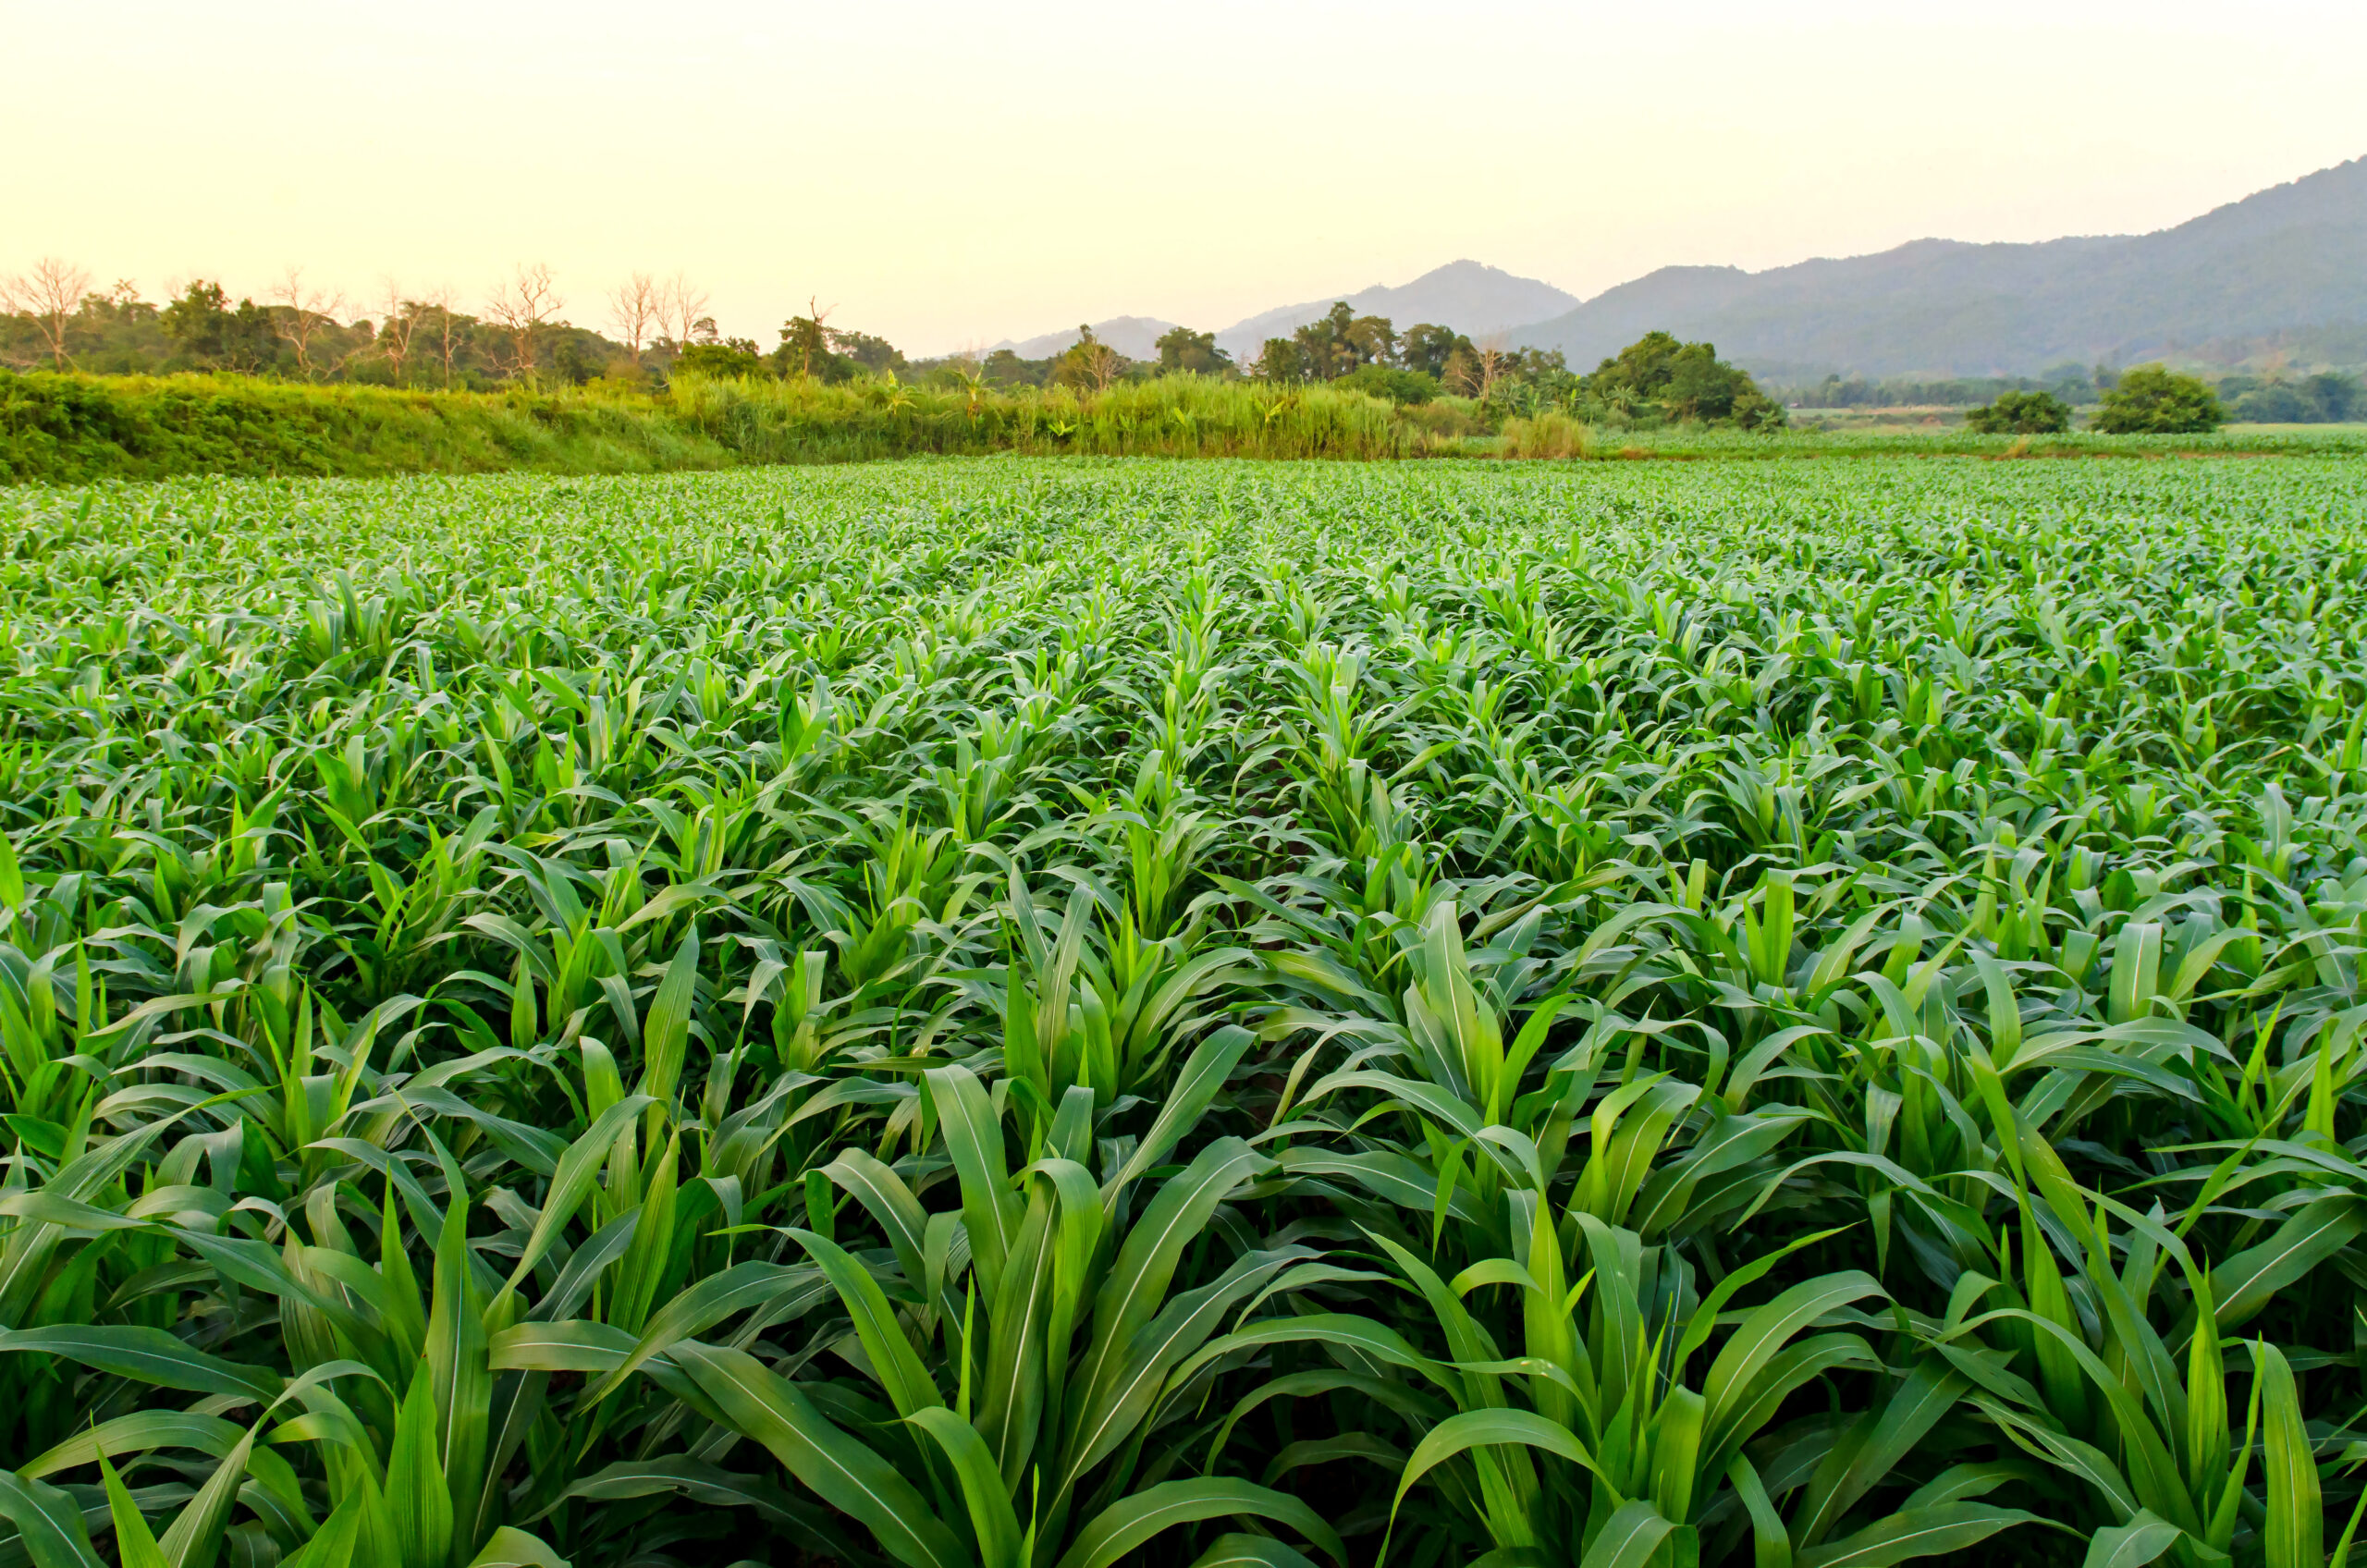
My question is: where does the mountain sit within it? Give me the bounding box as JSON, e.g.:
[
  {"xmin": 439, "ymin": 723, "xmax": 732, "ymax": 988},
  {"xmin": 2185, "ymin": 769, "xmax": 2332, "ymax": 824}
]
[
  {"xmin": 985, "ymin": 262, "xmax": 1577, "ymax": 365},
  {"xmin": 989, "ymin": 315, "xmax": 1184, "ymax": 361},
  {"xmin": 1213, "ymin": 260, "xmax": 1579, "ymax": 361},
  {"xmin": 1507, "ymin": 155, "xmax": 2367, "ymax": 378}
]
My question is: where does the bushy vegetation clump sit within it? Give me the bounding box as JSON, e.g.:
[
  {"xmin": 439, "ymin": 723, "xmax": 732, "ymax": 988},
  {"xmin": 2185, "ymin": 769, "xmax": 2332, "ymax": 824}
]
[
  {"xmin": 2224, "ymin": 371, "xmax": 2361, "ymax": 424},
  {"xmin": 1573, "ymin": 330, "xmax": 1787, "ymax": 430},
  {"xmin": 2, "ymin": 455, "xmax": 2364, "ymax": 1566},
  {"xmin": 1964, "ymin": 388, "xmax": 2074, "ymax": 434},
  {"xmin": 2092, "ymin": 364, "xmax": 2227, "ymax": 434}
]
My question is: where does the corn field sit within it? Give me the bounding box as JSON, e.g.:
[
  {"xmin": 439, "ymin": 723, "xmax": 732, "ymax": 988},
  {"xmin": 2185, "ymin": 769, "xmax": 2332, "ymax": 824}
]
[{"xmin": 2, "ymin": 455, "xmax": 2364, "ymax": 1568}]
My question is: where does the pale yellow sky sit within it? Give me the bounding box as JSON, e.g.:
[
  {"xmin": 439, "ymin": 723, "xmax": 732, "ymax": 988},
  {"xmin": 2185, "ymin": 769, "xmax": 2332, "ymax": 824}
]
[{"xmin": 6, "ymin": 1, "xmax": 2363, "ymax": 355}]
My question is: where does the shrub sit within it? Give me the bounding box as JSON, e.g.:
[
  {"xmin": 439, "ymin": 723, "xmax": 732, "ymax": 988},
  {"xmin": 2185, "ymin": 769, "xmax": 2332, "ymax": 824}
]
[
  {"xmin": 1965, "ymin": 388, "xmax": 2073, "ymax": 434},
  {"xmin": 1581, "ymin": 331, "xmax": 1784, "ymax": 428},
  {"xmin": 2091, "ymin": 364, "xmax": 2225, "ymax": 434}
]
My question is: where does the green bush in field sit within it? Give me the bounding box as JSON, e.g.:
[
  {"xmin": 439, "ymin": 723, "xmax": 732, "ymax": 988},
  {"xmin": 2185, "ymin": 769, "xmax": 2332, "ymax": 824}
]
[
  {"xmin": 1964, "ymin": 387, "xmax": 2074, "ymax": 434},
  {"xmin": 2092, "ymin": 363, "xmax": 2226, "ymax": 434},
  {"xmin": 0, "ymin": 454, "xmax": 2364, "ymax": 1567}
]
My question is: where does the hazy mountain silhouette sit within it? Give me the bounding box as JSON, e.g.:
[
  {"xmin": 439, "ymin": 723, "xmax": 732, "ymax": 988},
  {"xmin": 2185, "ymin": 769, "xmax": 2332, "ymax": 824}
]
[
  {"xmin": 989, "ymin": 315, "xmax": 1184, "ymax": 361},
  {"xmin": 987, "ymin": 263, "xmax": 1576, "ymax": 366},
  {"xmin": 1211, "ymin": 261, "xmax": 1579, "ymax": 361},
  {"xmin": 1507, "ymin": 156, "xmax": 2367, "ymax": 376}
]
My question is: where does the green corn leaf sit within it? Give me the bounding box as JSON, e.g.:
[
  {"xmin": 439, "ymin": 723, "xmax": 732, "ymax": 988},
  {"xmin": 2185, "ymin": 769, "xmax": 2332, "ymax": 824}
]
[
  {"xmin": 383, "ymin": 1362, "xmax": 453, "ymax": 1568},
  {"xmin": 926, "ymin": 1064, "xmax": 1020, "ymax": 1302},
  {"xmin": 909, "ymin": 1408, "xmax": 1024, "ymax": 1568},
  {"xmin": 0, "ymin": 1326, "xmax": 280, "ymax": 1402},
  {"xmin": 495, "ymin": 1093, "xmax": 656, "ymax": 1303},
  {"xmin": 1576, "ymin": 1500, "xmax": 1678, "ymax": 1568},
  {"xmin": 1076, "ymin": 1137, "xmax": 1265, "ymax": 1417},
  {"xmin": 668, "ymin": 1340, "xmax": 971, "ymax": 1568},
  {"xmin": 2080, "ymin": 1511, "xmax": 2188, "ymax": 1568},
  {"xmin": 2254, "ymin": 1341, "xmax": 2322, "ymax": 1568},
  {"xmin": 1056, "ymin": 1478, "xmax": 1345, "ymax": 1568},
  {"xmin": 98, "ymin": 1456, "xmax": 169, "ymax": 1568},
  {"xmin": 1185, "ymin": 1536, "xmax": 1324, "ymax": 1568},
  {"xmin": 0, "ymin": 1469, "xmax": 105, "ymax": 1568},
  {"xmin": 1727, "ymin": 1454, "xmax": 1793, "ymax": 1568},
  {"xmin": 1701, "ymin": 1271, "xmax": 1886, "ymax": 1447},
  {"xmin": 423, "ymin": 1198, "xmax": 489, "ymax": 1550},
  {"xmin": 635, "ymin": 925, "xmax": 700, "ymax": 1109},
  {"xmin": 22, "ymin": 1412, "xmax": 245, "ymax": 1478},
  {"xmin": 1792, "ymin": 1361, "xmax": 1970, "ymax": 1548},
  {"xmin": 465, "ymin": 1526, "xmax": 572, "ymax": 1567},
  {"xmin": 560, "ymin": 1454, "xmax": 863, "ymax": 1553},
  {"xmin": 1391, "ymin": 1406, "xmax": 1600, "ymax": 1527},
  {"xmin": 1795, "ymin": 1504, "xmax": 2050, "ymax": 1568},
  {"xmin": 784, "ymin": 1226, "xmax": 944, "ymax": 1419},
  {"xmin": 1106, "ymin": 1024, "xmax": 1256, "ymax": 1194},
  {"xmin": 2212, "ymin": 1194, "xmax": 2367, "ymax": 1331}
]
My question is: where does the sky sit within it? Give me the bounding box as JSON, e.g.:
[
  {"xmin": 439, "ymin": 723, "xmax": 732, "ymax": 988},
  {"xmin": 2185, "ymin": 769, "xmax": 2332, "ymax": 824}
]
[{"xmin": 6, "ymin": 0, "xmax": 2364, "ymax": 356}]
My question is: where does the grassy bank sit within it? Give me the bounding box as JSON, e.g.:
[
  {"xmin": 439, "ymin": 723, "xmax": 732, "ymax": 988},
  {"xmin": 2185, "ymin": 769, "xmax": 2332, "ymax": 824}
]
[
  {"xmin": 0, "ymin": 370, "xmax": 1472, "ymax": 483},
  {"xmin": 8, "ymin": 368, "xmax": 2366, "ymax": 484}
]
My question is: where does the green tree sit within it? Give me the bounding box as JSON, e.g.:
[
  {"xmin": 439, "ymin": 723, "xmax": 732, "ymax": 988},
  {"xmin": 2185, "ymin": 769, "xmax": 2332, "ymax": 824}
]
[
  {"xmin": 2091, "ymin": 363, "xmax": 2225, "ymax": 434},
  {"xmin": 980, "ymin": 347, "xmax": 1048, "ymax": 387},
  {"xmin": 1252, "ymin": 337, "xmax": 1305, "ymax": 383},
  {"xmin": 1285, "ymin": 302, "xmax": 1397, "ymax": 381},
  {"xmin": 778, "ymin": 311, "xmax": 841, "ymax": 381},
  {"xmin": 1399, "ymin": 323, "xmax": 1472, "ymax": 380},
  {"xmin": 674, "ymin": 337, "xmax": 767, "ymax": 378},
  {"xmin": 1154, "ymin": 325, "xmax": 1231, "ymax": 376},
  {"xmin": 159, "ymin": 280, "xmax": 278, "ymax": 373},
  {"xmin": 834, "ymin": 330, "xmax": 906, "ymax": 376},
  {"xmin": 1584, "ymin": 331, "xmax": 1782, "ymax": 427},
  {"xmin": 1965, "ymin": 388, "xmax": 2073, "ymax": 434},
  {"xmin": 1334, "ymin": 363, "xmax": 1438, "ymax": 404}
]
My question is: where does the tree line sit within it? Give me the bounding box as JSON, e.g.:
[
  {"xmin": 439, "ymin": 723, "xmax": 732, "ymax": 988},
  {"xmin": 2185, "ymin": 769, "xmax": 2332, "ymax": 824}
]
[
  {"xmin": 0, "ymin": 259, "xmax": 815, "ymax": 390},
  {"xmin": 982, "ymin": 310, "xmax": 1784, "ymax": 430},
  {"xmin": 4, "ymin": 254, "xmax": 1788, "ymax": 430}
]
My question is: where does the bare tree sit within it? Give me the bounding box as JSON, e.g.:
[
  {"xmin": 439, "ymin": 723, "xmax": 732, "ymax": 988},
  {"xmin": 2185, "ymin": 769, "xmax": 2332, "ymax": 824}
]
[
  {"xmin": 421, "ymin": 285, "xmax": 469, "ymax": 388},
  {"xmin": 607, "ymin": 271, "xmax": 661, "ymax": 364},
  {"xmin": 1073, "ymin": 335, "xmax": 1122, "ymax": 396},
  {"xmin": 780, "ymin": 296, "xmax": 836, "ymax": 380},
  {"xmin": 2, "ymin": 257, "xmax": 93, "ymax": 369},
  {"xmin": 1448, "ymin": 336, "xmax": 1515, "ymax": 403},
  {"xmin": 484, "ymin": 263, "xmax": 564, "ymax": 379},
  {"xmin": 374, "ymin": 278, "xmax": 420, "ymax": 385},
  {"xmin": 657, "ymin": 272, "xmax": 710, "ymax": 353},
  {"xmin": 271, "ymin": 265, "xmax": 350, "ymax": 380}
]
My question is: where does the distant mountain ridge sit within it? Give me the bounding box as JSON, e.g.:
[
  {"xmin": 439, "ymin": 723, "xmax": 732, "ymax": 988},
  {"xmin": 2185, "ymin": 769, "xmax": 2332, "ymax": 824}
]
[
  {"xmin": 978, "ymin": 156, "xmax": 2367, "ymax": 378},
  {"xmin": 1209, "ymin": 261, "xmax": 1579, "ymax": 361},
  {"xmin": 989, "ymin": 315, "xmax": 1183, "ymax": 361},
  {"xmin": 987, "ymin": 260, "xmax": 1578, "ymax": 366},
  {"xmin": 1505, "ymin": 156, "xmax": 2367, "ymax": 377}
]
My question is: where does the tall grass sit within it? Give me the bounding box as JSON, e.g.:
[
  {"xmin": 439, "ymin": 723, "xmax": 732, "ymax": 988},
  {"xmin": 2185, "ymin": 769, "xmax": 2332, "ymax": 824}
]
[
  {"xmin": 1496, "ymin": 409, "xmax": 1595, "ymax": 459},
  {"xmin": 668, "ymin": 372, "xmax": 1457, "ymax": 460}
]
